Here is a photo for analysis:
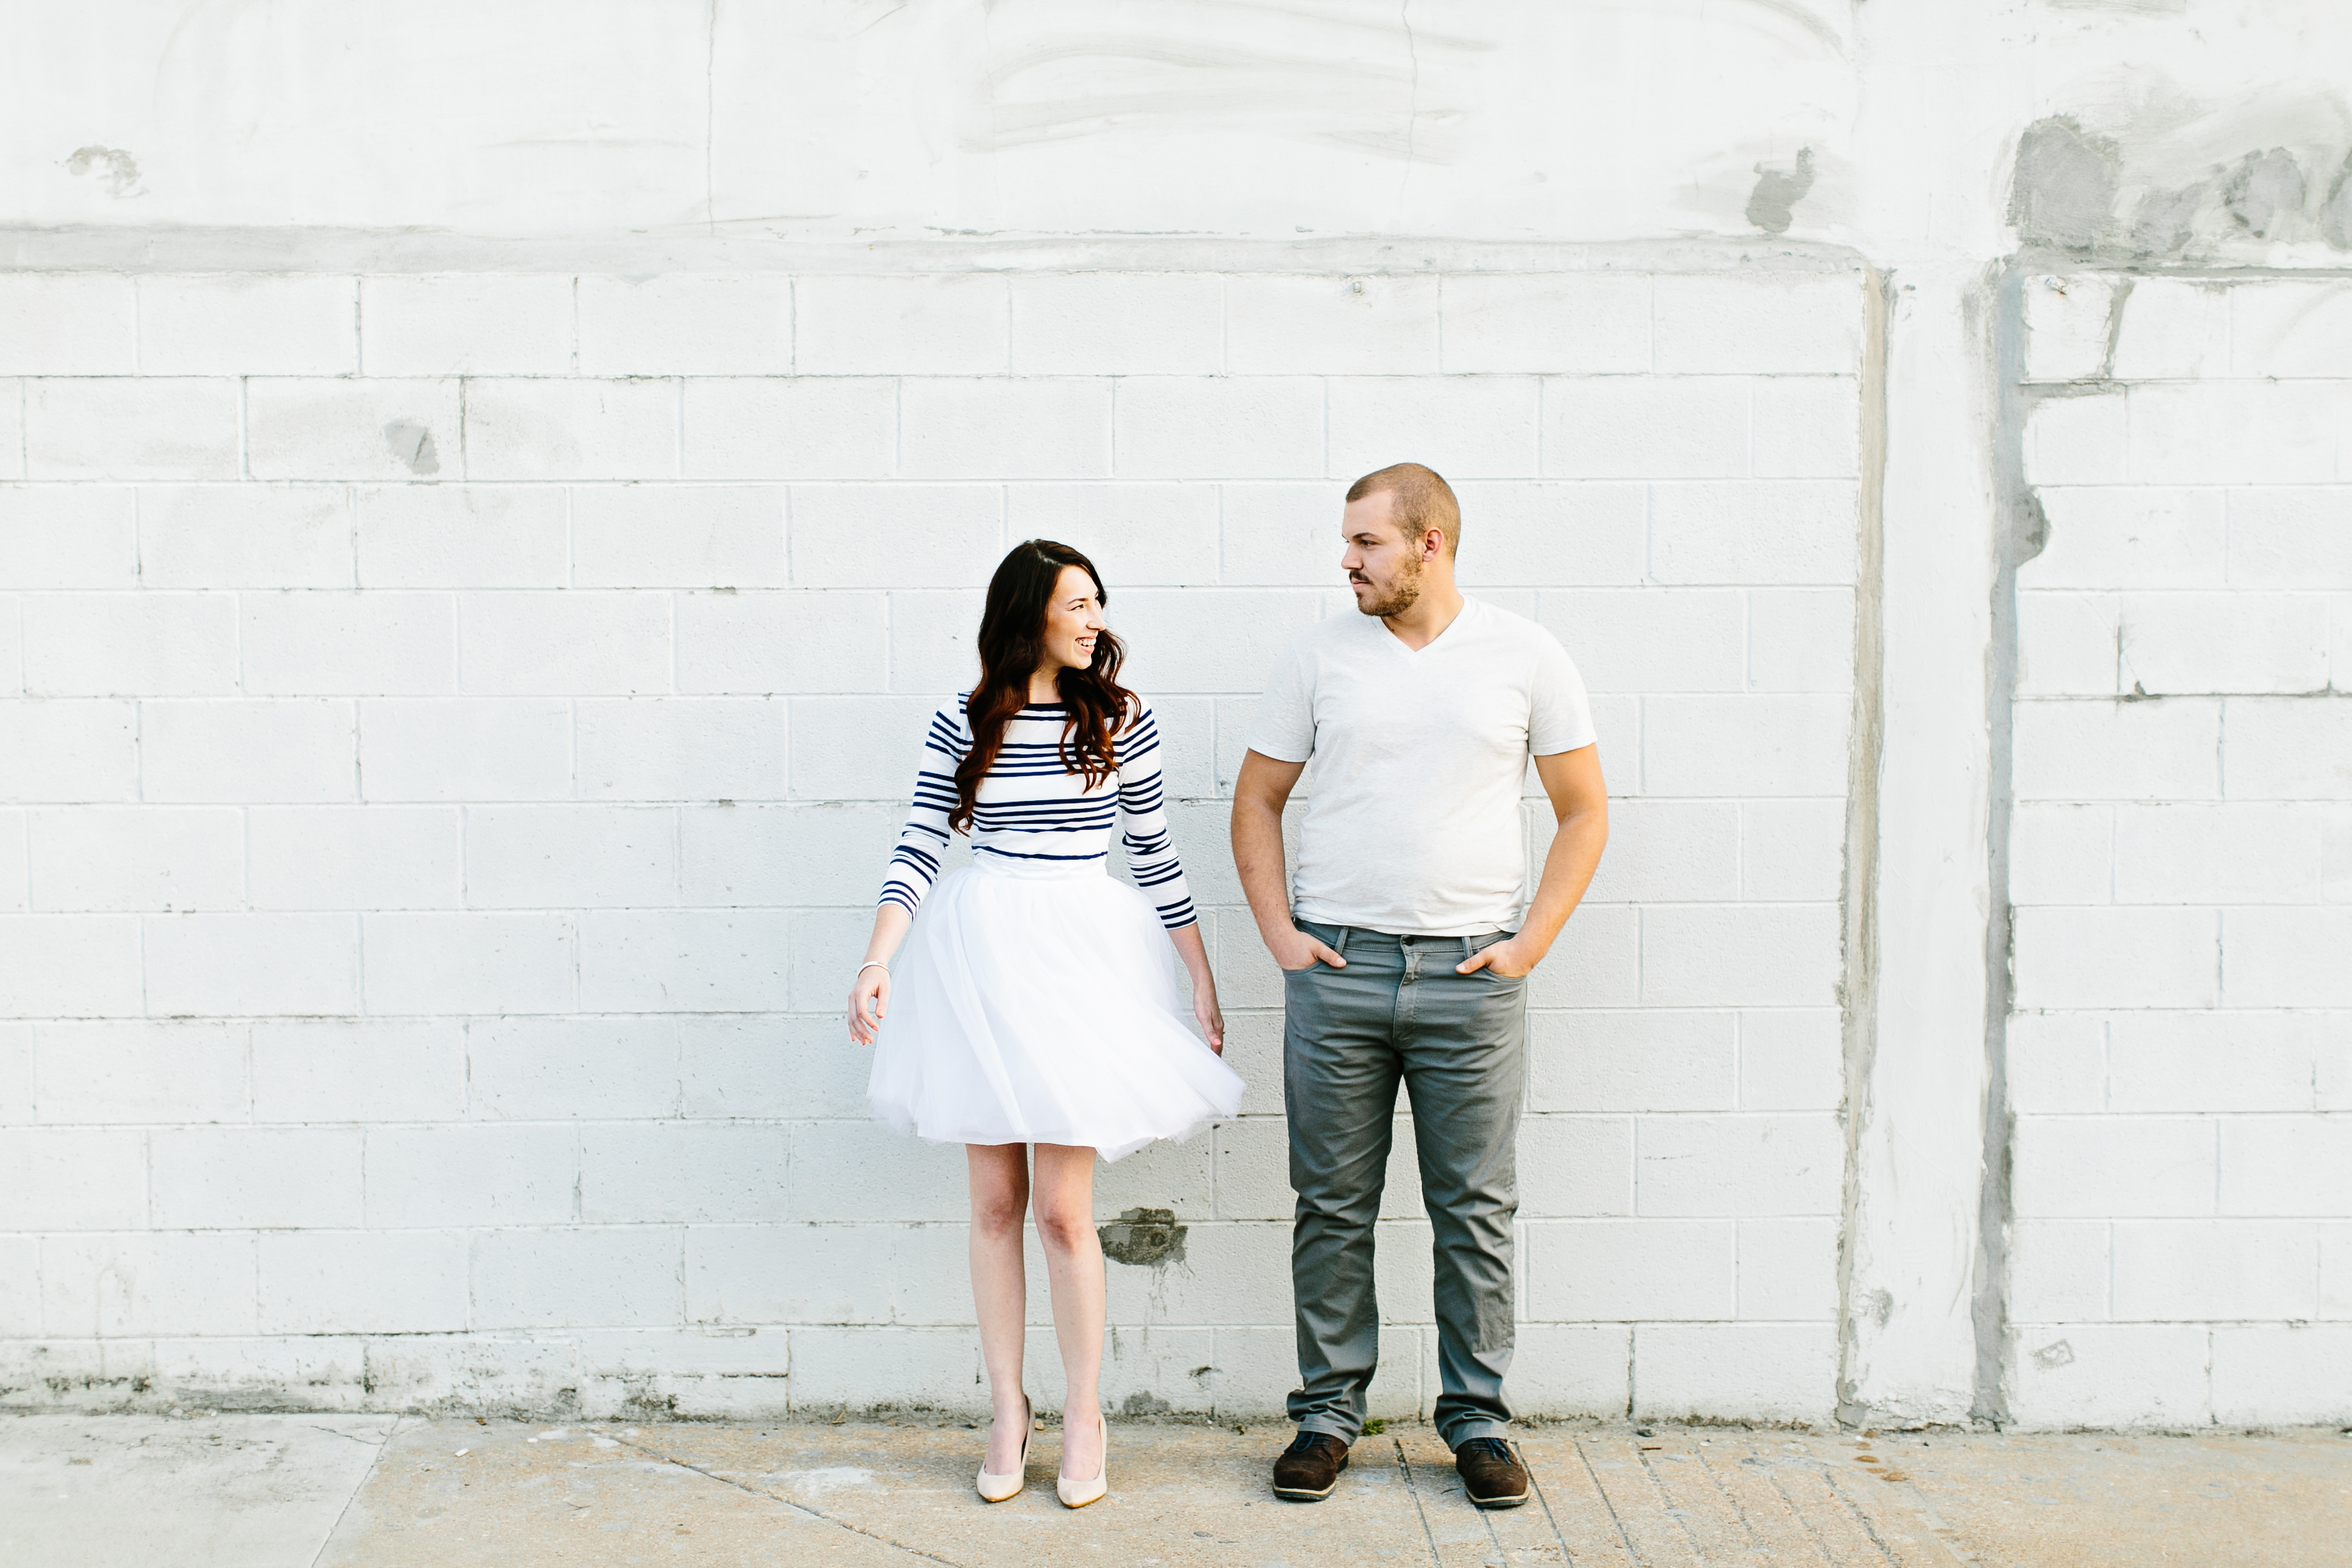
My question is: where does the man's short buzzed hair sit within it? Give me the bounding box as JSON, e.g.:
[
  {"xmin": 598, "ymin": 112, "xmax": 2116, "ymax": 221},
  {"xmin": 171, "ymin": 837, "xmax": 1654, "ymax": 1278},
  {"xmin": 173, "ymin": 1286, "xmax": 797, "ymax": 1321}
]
[{"xmin": 1346, "ymin": 462, "xmax": 1460, "ymax": 557}]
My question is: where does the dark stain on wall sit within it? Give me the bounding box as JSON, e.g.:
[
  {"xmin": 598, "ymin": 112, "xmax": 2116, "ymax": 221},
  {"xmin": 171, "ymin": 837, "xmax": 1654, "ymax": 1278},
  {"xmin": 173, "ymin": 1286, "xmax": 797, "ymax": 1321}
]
[
  {"xmin": 2008, "ymin": 117, "xmax": 2121, "ymax": 252},
  {"xmin": 2321, "ymin": 152, "xmax": 2352, "ymax": 249},
  {"xmin": 1098, "ymin": 1207, "xmax": 1186, "ymax": 1267},
  {"xmin": 1746, "ymin": 146, "xmax": 1816, "ymax": 235},
  {"xmin": 383, "ymin": 420, "xmax": 441, "ymax": 476},
  {"xmin": 2129, "ymin": 182, "xmax": 2206, "ymax": 255},
  {"xmin": 2012, "ymin": 103, "xmax": 2352, "ymax": 258},
  {"xmin": 62, "ymin": 146, "xmax": 142, "ymax": 198},
  {"xmin": 2223, "ymin": 147, "xmax": 2307, "ymax": 239}
]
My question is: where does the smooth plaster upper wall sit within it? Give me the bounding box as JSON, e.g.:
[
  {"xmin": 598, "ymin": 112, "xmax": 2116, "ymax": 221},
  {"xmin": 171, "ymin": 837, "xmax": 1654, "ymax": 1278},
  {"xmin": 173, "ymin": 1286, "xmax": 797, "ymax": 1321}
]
[{"xmin": 6, "ymin": 0, "xmax": 2350, "ymax": 259}]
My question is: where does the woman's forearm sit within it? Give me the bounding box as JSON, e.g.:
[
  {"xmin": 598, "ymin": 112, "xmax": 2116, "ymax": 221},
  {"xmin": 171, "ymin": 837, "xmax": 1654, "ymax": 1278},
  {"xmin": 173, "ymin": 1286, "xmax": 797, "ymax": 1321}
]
[
  {"xmin": 862, "ymin": 903, "xmax": 914, "ymax": 967},
  {"xmin": 1168, "ymin": 921, "xmax": 1216, "ymax": 989}
]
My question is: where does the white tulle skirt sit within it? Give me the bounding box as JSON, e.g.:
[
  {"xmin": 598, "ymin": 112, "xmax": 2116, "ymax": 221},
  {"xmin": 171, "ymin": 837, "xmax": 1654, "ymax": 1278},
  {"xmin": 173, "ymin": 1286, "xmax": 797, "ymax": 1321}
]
[{"xmin": 867, "ymin": 856, "xmax": 1245, "ymax": 1163}]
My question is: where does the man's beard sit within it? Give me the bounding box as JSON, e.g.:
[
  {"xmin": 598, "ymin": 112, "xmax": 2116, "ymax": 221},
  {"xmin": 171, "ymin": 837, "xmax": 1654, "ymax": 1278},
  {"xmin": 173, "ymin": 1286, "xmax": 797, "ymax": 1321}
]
[{"xmin": 1350, "ymin": 554, "xmax": 1423, "ymax": 618}]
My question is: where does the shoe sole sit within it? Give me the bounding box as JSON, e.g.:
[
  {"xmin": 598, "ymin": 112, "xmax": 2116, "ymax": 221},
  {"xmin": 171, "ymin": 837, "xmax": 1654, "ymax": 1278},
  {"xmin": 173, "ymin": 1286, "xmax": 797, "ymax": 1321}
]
[{"xmin": 1271, "ymin": 1455, "xmax": 1349, "ymax": 1501}]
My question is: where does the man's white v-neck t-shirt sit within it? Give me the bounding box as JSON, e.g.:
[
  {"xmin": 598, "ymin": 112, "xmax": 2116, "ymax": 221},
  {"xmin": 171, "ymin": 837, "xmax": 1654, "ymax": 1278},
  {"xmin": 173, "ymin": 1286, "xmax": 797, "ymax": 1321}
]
[{"xmin": 1246, "ymin": 595, "xmax": 1596, "ymax": 937}]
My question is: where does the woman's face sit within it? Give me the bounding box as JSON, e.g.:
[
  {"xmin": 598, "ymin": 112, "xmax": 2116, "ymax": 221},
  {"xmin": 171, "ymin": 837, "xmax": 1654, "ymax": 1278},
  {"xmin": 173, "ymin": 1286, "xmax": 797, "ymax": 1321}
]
[{"xmin": 1038, "ymin": 564, "xmax": 1106, "ymax": 676}]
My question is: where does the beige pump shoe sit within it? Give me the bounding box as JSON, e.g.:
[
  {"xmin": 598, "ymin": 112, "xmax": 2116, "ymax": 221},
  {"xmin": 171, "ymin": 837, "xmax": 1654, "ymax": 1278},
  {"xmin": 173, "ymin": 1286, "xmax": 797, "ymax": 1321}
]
[
  {"xmin": 1056, "ymin": 1410, "xmax": 1109, "ymax": 1509},
  {"xmin": 976, "ymin": 1397, "xmax": 1033, "ymax": 1503}
]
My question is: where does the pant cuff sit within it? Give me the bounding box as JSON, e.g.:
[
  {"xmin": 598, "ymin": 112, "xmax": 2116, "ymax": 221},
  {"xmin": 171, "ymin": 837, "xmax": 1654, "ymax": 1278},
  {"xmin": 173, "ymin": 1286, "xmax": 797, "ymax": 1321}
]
[
  {"xmin": 1441, "ymin": 1419, "xmax": 1512, "ymax": 1449},
  {"xmin": 1296, "ymin": 1414, "xmax": 1359, "ymax": 1443}
]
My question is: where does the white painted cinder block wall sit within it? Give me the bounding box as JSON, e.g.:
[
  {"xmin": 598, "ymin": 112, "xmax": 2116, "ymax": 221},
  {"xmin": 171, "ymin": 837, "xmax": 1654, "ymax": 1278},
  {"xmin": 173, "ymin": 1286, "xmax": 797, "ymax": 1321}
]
[
  {"xmin": 0, "ymin": 263, "xmax": 1864, "ymax": 1422},
  {"xmin": 3, "ymin": 0, "xmax": 2350, "ymax": 1429},
  {"xmin": 2007, "ymin": 273, "xmax": 2352, "ymax": 1428}
]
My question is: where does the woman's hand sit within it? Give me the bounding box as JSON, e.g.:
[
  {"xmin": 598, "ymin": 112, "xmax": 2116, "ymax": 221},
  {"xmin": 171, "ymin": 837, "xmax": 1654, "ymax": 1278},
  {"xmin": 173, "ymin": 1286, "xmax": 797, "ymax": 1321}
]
[
  {"xmin": 848, "ymin": 964, "xmax": 892, "ymax": 1046},
  {"xmin": 1167, "ymin": 922, "xmax": 1224, "ymax": 1054},
  {"xmin": 848, "ymin": 906, "xmax": 914, "ymax": 1045},
  {"xmin": 1193, "ymin": 977, "xmax": 1226, "ymax": 1056}
]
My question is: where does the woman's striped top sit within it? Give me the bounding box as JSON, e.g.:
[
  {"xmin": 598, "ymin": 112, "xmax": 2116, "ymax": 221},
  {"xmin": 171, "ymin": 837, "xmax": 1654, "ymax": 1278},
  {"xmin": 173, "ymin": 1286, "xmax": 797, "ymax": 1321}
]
[{"xmin": 880, "ymin": 696, "xmax": 1198, "ymax": 930}]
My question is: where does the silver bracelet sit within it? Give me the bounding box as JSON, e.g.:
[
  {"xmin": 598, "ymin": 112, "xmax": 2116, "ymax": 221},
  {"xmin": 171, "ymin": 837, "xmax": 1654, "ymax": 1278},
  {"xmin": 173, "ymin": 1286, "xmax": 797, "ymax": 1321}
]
[{"xmin": 856, "ymin": 961, "xmax": 889, "ymax": 976}]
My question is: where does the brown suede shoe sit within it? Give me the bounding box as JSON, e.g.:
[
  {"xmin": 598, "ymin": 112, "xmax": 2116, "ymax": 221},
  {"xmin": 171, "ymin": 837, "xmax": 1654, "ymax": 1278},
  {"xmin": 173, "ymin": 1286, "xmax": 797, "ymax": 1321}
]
[
  {"xmin": 1271, "ymin": 1431, "xmax": 1351, "ymax": 1501},
  {"xmin": 1455, "ymin": 1437, "xmax": 1530, "ymax": 1508}
]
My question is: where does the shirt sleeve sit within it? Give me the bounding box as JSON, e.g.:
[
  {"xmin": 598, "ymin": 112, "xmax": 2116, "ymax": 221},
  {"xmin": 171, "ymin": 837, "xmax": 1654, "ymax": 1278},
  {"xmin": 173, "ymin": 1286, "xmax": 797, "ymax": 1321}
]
[
  {"xmin": 1243, "ymin": 638, "xmax": 1315, "ymax": 763},
  {"xmin": 1528, "ymin": 627, "xmax": 1599, "ymax": 756},
  {"xmin": 879, "ymin": 704, "xmax": 966, "ymax": 916},
  {"xmin": 1114, "ymin": 701, "xmax": 1199, "ymax": 930}
]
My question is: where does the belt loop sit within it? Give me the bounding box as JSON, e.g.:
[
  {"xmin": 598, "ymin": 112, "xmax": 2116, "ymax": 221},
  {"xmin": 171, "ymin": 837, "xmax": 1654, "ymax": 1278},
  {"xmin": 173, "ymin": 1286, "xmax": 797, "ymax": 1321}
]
[
  {"xmin": 1461, "ymin": 935, "xmax": 1475, "ymax": 967},
  {"xmin": 1334, "ymin": 926, "xmax": 1352, "ymax": 962}
]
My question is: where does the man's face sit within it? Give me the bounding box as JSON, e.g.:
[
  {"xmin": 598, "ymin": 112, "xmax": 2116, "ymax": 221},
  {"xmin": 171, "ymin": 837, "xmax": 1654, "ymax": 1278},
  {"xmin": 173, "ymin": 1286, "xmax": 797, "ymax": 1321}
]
[{"xmin": 1340, "ymin": 492, "xmax": 1429, "ymax": 618}]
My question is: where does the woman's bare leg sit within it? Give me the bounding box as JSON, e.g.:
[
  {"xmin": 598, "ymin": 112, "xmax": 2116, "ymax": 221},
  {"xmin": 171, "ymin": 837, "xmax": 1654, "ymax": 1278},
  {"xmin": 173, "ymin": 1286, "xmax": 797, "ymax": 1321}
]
[
  {"xmin": 968, "ymin": 1143, "xmax": 1032, "ymax": 1474},
  {"xmin": 1030, "ymin": 1142, "xmax": 1105, "ymax": 1481}
]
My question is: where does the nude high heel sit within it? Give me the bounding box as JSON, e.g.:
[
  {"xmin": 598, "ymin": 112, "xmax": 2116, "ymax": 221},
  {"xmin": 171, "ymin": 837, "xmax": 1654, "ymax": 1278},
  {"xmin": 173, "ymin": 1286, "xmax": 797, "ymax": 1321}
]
[
  {"xmin": 1056, "ymin": 1410, "xmax": 1108, "ymax": 1509},
  {"xmin": 976, "ymin": 1396, "xmax": 1032, "ymax": 1502}
]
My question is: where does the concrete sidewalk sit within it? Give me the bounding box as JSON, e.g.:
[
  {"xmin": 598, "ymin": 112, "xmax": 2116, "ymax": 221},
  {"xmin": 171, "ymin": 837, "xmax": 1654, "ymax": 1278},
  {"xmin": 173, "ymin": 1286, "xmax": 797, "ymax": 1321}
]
[{"xmin": 5, "ymin": 1413, "xmax": 2348, "ymax": 1567}]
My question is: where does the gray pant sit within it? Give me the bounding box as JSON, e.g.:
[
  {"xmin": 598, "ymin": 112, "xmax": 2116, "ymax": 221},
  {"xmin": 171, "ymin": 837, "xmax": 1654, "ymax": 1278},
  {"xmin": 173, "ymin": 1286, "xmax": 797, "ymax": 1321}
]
[{"xmin": 1282, "ymin": 919, "xmax": 1528, "ymax": 1449}]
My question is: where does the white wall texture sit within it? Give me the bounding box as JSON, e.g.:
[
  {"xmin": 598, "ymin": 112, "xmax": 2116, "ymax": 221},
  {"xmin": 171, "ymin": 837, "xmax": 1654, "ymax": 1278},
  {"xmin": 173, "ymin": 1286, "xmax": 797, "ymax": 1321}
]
[
  {"xmin": 0, "ymin": 0, "xmax": 2346, "ymax": 1429},
  {"xmin": 2005, "ymin": 273, "xmax": 2352, "ymax": 1428}
]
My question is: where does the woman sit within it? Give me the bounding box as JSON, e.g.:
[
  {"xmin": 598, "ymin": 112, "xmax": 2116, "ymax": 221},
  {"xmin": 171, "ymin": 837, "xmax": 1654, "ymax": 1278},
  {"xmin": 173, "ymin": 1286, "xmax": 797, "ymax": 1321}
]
[{"xmin": 848, "ymin": 539, "xmax": 1243, "ymax": 1510}]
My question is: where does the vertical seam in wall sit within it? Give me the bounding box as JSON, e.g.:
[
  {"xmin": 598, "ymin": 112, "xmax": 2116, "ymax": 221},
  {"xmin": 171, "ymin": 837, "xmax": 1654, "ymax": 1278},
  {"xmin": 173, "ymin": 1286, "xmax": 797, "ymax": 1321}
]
[
  {"xmin": 2215, "ymin": 693, "xmax": 2229, "ymax": 805},
  {"xmin": 1975, "ymin": 257, "xmax": 2047, "ymax": 1428},
  {"xmin": 1833, "ymin": 266, "xmax": 1891, "ymax": 1427}
]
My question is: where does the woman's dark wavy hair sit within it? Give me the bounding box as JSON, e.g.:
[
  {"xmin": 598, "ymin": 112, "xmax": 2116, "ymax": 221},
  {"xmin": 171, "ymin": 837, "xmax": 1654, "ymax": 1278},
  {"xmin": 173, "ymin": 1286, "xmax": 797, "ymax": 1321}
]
[{"xmin": 950, "ymin": 540, "xmax": 1135, "ymax": 834}]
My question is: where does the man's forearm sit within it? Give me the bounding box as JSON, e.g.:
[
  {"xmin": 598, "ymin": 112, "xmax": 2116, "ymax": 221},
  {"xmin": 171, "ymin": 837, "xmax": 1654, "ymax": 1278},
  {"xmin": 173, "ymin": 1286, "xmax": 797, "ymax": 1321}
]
[
  {"xmin": 1230, "ymin": 797, "xmax": 1296, "ymax": 941},
  {"xmin": 1516, "ymin": 806, "xmax": 1608, "ymax": 956}
]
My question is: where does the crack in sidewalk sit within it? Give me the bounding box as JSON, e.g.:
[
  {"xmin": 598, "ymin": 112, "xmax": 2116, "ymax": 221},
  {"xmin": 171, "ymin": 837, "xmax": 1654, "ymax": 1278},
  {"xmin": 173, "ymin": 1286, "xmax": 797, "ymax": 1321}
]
[
  {"xmin": 1392, "ymin": 1437, "xmax": 1444, "ymax": 1567},
  {"xmin": 307, "ymin": 1416, "xmax": 409, "ymax": 1568},
  {"xmin": 612, "ymin": 1433, "xmax": 967, "ymax": 1567}
]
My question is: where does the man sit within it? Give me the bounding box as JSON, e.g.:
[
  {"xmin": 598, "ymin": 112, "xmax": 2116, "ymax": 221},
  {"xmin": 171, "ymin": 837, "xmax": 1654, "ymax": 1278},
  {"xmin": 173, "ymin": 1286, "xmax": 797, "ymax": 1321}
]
[{"xmin": 1230, "ymin": 463, "xmax": 1609, "ymax": 1509}]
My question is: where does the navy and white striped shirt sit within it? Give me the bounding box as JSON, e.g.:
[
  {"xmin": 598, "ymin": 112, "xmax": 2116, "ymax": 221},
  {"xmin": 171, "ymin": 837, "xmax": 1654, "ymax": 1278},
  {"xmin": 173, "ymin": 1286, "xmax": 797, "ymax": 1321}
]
[{"xmin": 880, "ymin": 696, "xmax": 1199, "ymax": 930}]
